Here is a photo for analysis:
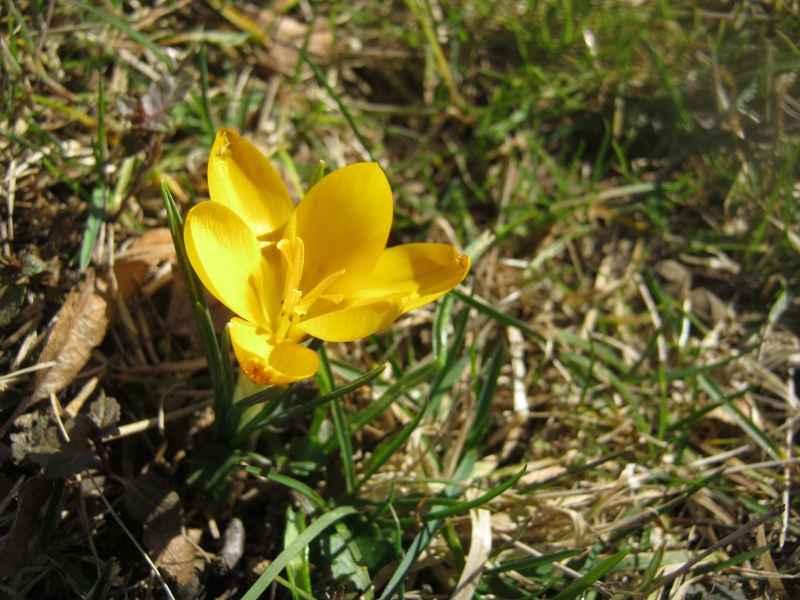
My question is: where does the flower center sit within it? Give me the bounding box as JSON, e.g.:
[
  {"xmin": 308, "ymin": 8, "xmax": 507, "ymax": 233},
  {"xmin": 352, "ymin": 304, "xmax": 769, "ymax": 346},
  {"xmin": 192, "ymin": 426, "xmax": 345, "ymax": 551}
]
[{"xmin": 276, "ymin": 236, "xmax": 344, "ymax": 337}]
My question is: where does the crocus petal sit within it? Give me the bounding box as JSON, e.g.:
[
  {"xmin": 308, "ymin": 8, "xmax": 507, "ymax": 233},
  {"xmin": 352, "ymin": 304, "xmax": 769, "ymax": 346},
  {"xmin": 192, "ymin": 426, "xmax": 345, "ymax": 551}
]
[
  {"xmin": 208, "ymin": 128, "xmax": 294, "ymax": 241},
  {"xmin": 295, "ymin": 295, "xmax": 409, "ymax": 342},
  {"xmin": 364, "ymin": 243, "xmax": 471, "ymax": 313},
  {"xmin": 294, "ymin": 163, "xmax": 393, "ymax": 291},
  {"xmin": 229, "ymin": 318, "xmax": 320, "ymax": 385},
  {"xmin": 184, "ymin": 201, "xmax": 269, "ymax": 329},
  {"xmin": 297, "ymin": 244, "xmax": 469, "ymax": 341}
]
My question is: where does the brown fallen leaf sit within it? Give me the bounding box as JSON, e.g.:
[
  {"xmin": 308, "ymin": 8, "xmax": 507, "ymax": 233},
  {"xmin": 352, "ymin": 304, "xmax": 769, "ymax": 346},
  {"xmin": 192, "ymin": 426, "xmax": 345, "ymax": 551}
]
[
  {"xmin": 9, "ymin": 406, "xmax": 100, "ymax": 480},
  {"xmin": 32, "ymin": 270, "xmax": 109, "ymax": 403},
  {"xmin": 267, "ymin": 14, "xmax": 335, "ymax": 76},
  {"xmin": 0, "ymin": 270, "xmax": 109, "ymax": 436},
  {"xmin": 116, "ymin": 228, "xmax": 175, "ymax": 263},
  {"xmin": 150, "ymin": 526, "xmax": 202, "ymax": 597},
  {"xmin": 131, "ymin": 475, "xmax": 202, "ymax": 597},
  {"xmin": 121, "ymin": 471, "xmax": 173, "ymax": 522},
  {"xmin": 142, "ymin": 488, "xmax": 202, "ymax": 598},
  {"xmin": 114, "ymin": 227, "xmax": 175, "ymax": 304},
  {"xmin": 75, "ymin": 394, "xmax": 121, "ymax": 439}
]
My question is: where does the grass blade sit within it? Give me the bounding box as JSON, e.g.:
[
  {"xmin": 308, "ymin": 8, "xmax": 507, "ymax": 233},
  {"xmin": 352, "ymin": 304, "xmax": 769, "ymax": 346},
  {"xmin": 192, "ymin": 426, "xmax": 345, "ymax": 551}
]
[
  {"xmin": 549, "ymin": 548, "xmax": 631, "ymax": 600},
  {"xmin": 300, "ymin": 48, "xmax": 375, "ymax": 162},
  {"xmin": 240, "ymin": 506, "xmax": 358, "ymax": 600},
  {"xmin": 486, "ymin": 549, "xmax": 586, "ymax": 575},
  {"xmin": 378, "ymin": 453, "xmax": 479, "ymax": 600},
  {"xmin": 465, "ymin": 342, "xmax": 505, "ymax": 448}
]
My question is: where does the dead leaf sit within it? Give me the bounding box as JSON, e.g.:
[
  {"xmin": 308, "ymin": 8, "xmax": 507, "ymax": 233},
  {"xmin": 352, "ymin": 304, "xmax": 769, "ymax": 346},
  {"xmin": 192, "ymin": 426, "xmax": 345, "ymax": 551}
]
[
  {"xmin": 142, "ymin": 486, "xmax": 201, "ymax": 596},
  {"xmin": 10, "ymin": 411, "xmax": 98, "ymax": 480},
  {"xmin": 122, "ymin": 473, "xmax": 201, "ymax": 596},
  {"xmin": 122, "ymin": 471, "xmax": 173, "ymax": 522},
  {"xmin": 114, "ymin": 227, "xmax": 175, "ymax": 304},
  {"xmin": 33, "ymin": 270, "xmax": 109, "ymax": 403},
  {"xmin": 145, "ymin": 489, "xmax": 183, "ymax": 527},
  {"xmin": 40, "ymin": 432, "xmax": 96, "ymax": 480},
  {"xmin": 1, "ymin": 272, "xmax": 109, "ymax": 437},
  {"xmin": 268, "ymin": 15, "xmax": 335, "ymax": 75},
  {"xmin": 9, "ymin": 413, "xmax": 59, "ymax": 463},
  {"xmin": 112, "ymin": 260, "xmax": 149, "ymax": 311},
  {"xmin": 116, "ymin": 228, "xmax": 175, "ymax": 264},
  {"xmin": 151, "ymin": 527, "xmax": 201, "ymax": 593},
  {"xmin": 75, "ymin": 394, "xmax": 121, "ymax": 439}
]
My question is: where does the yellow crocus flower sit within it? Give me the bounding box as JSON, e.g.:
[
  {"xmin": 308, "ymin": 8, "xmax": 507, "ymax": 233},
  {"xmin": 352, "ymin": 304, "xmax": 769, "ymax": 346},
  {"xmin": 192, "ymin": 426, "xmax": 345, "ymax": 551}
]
[{"xmin": 184, "ymin": 128, "xmax": 470, "ymax": 386}]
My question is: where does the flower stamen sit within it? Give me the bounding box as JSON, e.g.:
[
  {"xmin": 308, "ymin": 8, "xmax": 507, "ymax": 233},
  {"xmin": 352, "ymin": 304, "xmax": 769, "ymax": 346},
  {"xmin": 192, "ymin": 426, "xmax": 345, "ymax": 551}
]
[
  {"xmin": 295, "ymin": 270, "xmax": 345, "ymax": 317},
  {"xmin": 276, "ymin": 236, "xmax": 345, "ymax": 335}
]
